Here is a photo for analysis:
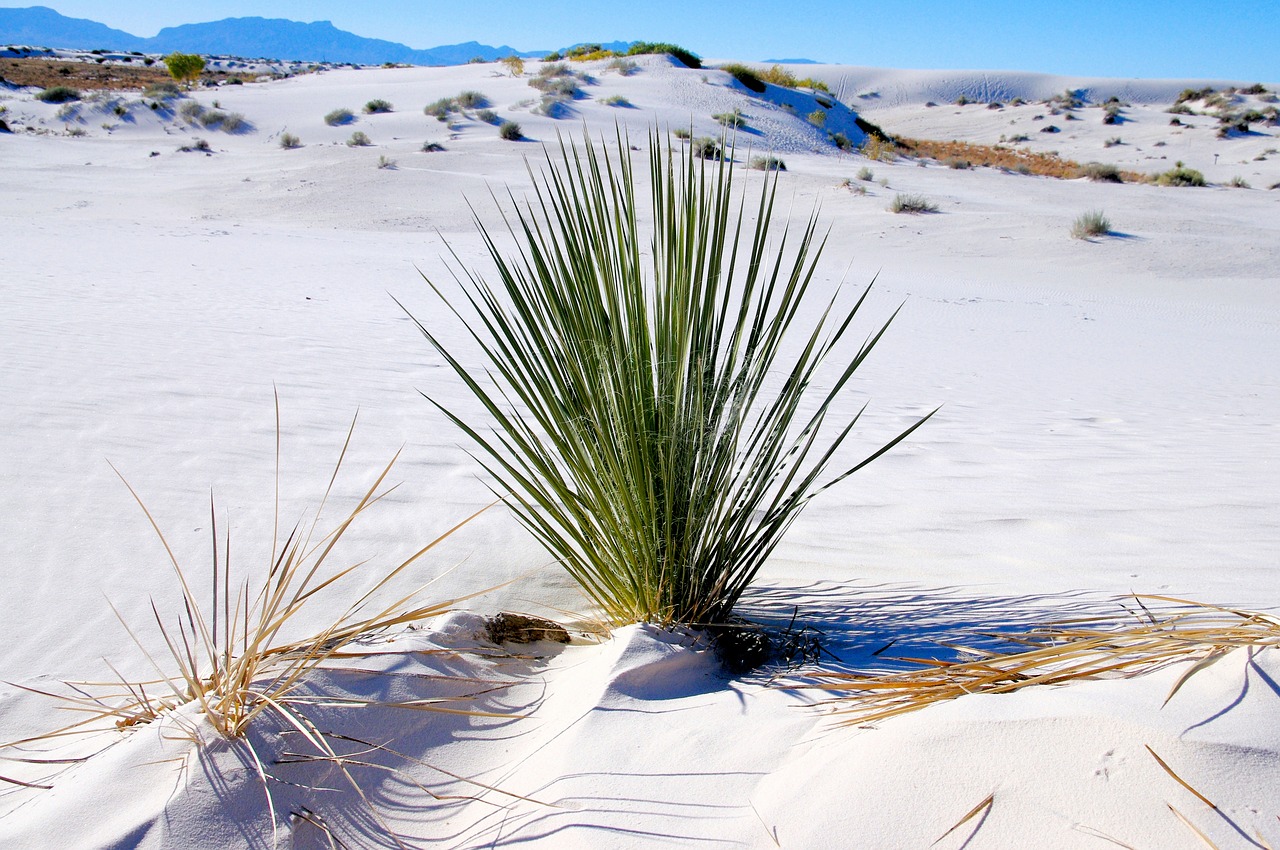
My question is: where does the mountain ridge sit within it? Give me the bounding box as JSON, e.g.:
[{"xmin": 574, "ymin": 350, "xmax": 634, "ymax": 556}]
[{"xmin": 0, "ymin": 5, "xmax": 544, "ymax": 64}]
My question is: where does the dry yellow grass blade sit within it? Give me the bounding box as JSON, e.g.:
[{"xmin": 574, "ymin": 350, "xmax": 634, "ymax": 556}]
[
  {"xmin": 1146, "ymin": 744, "xmax": 1218, "ymax": 810},
  {"xmin": 794, "ymin": 596, "xmax": 1280, "ymax": 726},
  {"xmin": 1168, "ymin": 803, "xmax": 1222, "ymax": 850},
  {"xmin": 932, "ymin": 792, "xmax": 994, "ymax": 846}
]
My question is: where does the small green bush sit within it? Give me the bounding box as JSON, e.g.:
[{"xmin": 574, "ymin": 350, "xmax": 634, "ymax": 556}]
[
  {"xmin": 626, "ymin": 42, "xmax": 701, "ymax": 69},
  {"xmin": 889, "ymin": 193, "xmax": 937, "ymax": 214},
  {"xmin": 713, "ymin": 109, "xmax": 745, "ymax": 128},
  {"xmin": 347, "ymin": 130, "xmax": 372, "ymax": 146},
  {"xmin": 1228, "ymin": 175, "xmax": 1250, "ymax": 188},
  {"xmin": 807, "ymin": 109, "xmax": 826, "ymax": 127},
  {"xmin": 163, "ymin": 52, "xmax": 205, "ymax": 83},
  {"xmin": 1156, "ymin": 163, "xmax": 1206, "ymax": 187},
  {"xmin": 749, "ymin": 155, "xmax": 786, "ymax": 171},
  {"xmin": 720, "ymin": 63, "xmax": 765, "ymax": 93},
  {"xmin": 279, "ymin": 132, "xmax": 301, "ymax": 149},
  {"xmin": 1071, "ymin": 209, "xmax": 1110, "ymax": 239},
  {"xmin": 1078, "ymin": 161, "xmax": 1123, "ymax": 182},
  {"xmin": 606, "ymin": 58, "xmax": 638, "ymax": 75},
  {"xmin": 692, "ymin": 136, "xmax": 722, "ymax": 160},
  {"xmin": 456, "ymin": 90, "xmax": 488, "ymax": 108},
  {"xmin": 377, "ymin": 154, "xmax": 396, "ymax": 169},
  {"xmin": 36, "ymin": 86, "xmax": 80, "ymax": 103},
  {"xmin": 422, "ymin": 141, "xmax": 445, "ymax": 152},
  {"xmin": 198, "ymin": 109, "xmax": 226, "ymax": 128},
  {"xmin": 499, "ymin": 120, "xmax": 522, "ymax": 140},
  {"xmin": 476, "ymin": 108, "xmax": 500, "ymax": 123},
  {"xmin": 672, "ymin": 127, "xmax": 691, "ymax": 140},
  {"xmin": 363, "ymin": 99, "xmax": 393, "ymax": 114},
  {"xmin": 220, "ymin": 112, "xmax": 246, "ymax": 132},
  {"xmin": 143, "ymin": 82, "xmax": 181, "ymax": 99},
  {"xmin": 601, "ymin": 95, "xmax": 631, "ymax": 107},
  {"xmin": 325, "ymin": 108, "xmax": 354, "ymax": 126},
  {"xmin": 856, "ymin": 166, "xmax": 874, "ymax": 181},
  {"xmin": 830, "ymin": 132, "xmax": 854, "ymax": 151}
]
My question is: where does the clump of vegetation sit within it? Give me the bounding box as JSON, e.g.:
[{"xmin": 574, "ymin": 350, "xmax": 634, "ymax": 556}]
[
  {"xmin": 606, "ymin": 57, "xmax": 637, "ymax": 75},
  {"xmin": 501, "ymin": 55, "xmax": 524, "ymax": 76},
  {"xmin": 1077, "ymin": 161, "xmax": 1123, "ymax": 182},
  {"xmin": 889, "ymin": 193, "xmax": 938, "ymax": 214},
  {"xmin": 862, "ymin": 136, "xmax": 897, "ymax": 162},
  {"xmin": 856, "ymin": 166, "xmax": 874, "ymax": 181},
  {"xmin": 498, "ymin": 120, "xmax": 522, "ymax": 140},
  {"xmin": 720, "ymin": 63, "xmax": 766, "ymax": 93},
  {"xmin": 1103, "ymin": 103, "xmax": 1123, "ymax": 124},
  {"xmin": 198, "ymin": 109, "xmax": 227, "ymax": 128},
  {"xmin": 1156, "ymin": 162, "xmax": 1206, "ymax": 187},
  {"xmin": 1071, "ymin": 209, "xmax": 1111, "ymax": 239},
  {"xmin": 946, "ymin": 157, "xmax": 971, "ymax": 169},
  {"xmin": 1103, "ymin": 136, "xmax": 1122, "ymax": 148},
  {"xmin": 692, "ymin": 136, "xmax": 722, "ymax": 160},
  {"xmin": 35, "ymin": 85, "xmax": 80, "ymax": 103},
  {"xmin": 347, "ymin": 130, "xmax": 372, "ymax": 146},
  {"xmin": 403, "ymin": 130, "xmax": 928, "ymax": 626},
  {"xmin": 178, "ymin": 137, "xmax": 212, "ymax": 153},
  {"xmin": 421, "ymin": 141, "xmax": 445, "ymax": 152},
  {"xmin": 714, "ymin": 109, "xmax": 745, "ymax": 128},
  {"xmin": 377, "ymin": 154, "xmax": 396, "ymax": 169},
  {"xmin": 363, "ymin": 99, "xmax": 393, "ymax": 114},
  {"xmin": 626, "ymin": 42, "xmax": 701, "ymax": 69},
  {"xmin": 954, "ymin": 94, "xmax": 970, "ymax": 106},
  {"xmin": 279, "ymin": 132, "xmax": 301, "ymax": 149},
  {"xmin": 1176, "ymin": 86, "xmax": 1215, "ymax": 105},
  {"xmin": 529, "ymin": 66, "xmax": 582, "ymax": 98},
  {"xmin": 1227, "ymin": 175, "xmax": 1250, "ymax": 188},
  {"xmin": 178, "ymin": 99, "xmax": 204, "ymax": 121},
  {"xmin": 457, "ymin": 90, "xmax": 488, "ymax": 108},
  {"xmin": 830, "ymin": 132, "xmax": 855, "ymax": 151},
  {"xmin": 806, "ymin": 109, "xmax": 826, "ymax": 127},
  {"xmin": 1048, "ymin": 88, "xmax": 1084, "ymax": 109},
  {"xmin": 476, "ymin": 108, "xmax": 500, "ymax": 123},
  {"xmin": 750, "ymin": 155, "xmax": 786, "ymax": 171},
  {"xmin": 325, "ymin": 107, "xmax": 354, "ymax": 126},
  {"xmin": 601, "ymin": 95, "xmax": 631, "ymax": 107},
  {"xmin": 142, "ymin": 82, "xmax": 181, "ymax": 100},
  {"xmin": 162, "ymin": 52, "xmax": 205, "ymax": 84}
]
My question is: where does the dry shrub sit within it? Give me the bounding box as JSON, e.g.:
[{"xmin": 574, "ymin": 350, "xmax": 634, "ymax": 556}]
[{"xmin": 899, "ymin": 137, "xmax": 1146, "ymax": 181}]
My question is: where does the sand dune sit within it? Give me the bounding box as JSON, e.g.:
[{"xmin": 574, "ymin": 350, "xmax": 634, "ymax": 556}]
[{"xmin": 1, "ymin": 54, "xmax": 1278, "ymax": 848}]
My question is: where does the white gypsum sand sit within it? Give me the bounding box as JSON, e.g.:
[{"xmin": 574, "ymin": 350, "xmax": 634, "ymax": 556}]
[{"xmin": 1, "ymin": 55, "xmax": 1278, "ymax": 848}]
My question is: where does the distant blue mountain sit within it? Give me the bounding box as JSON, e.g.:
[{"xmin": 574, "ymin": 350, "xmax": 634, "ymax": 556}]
[{"xmin": 0, "ymin": 6, "xmax": 543, "ymax": 64}]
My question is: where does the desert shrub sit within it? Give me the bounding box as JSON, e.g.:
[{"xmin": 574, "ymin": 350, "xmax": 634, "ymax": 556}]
[
  {"xmin": 65, "ymin": 125, "xmax": 87, "ymax": 136},
  {"xmin": 198, "ymin": 109, "xmax": 226, "ymax": 128},
  {"xmin": 857, "ymin": 166, "xmax": 874, "ymax": 181},
  {"xmin": 1156, "ymin": 163, "xmax": 1206, "ymax": 186},
  {"xmin": 1103, "ymin": 104, "xmax": 1122, "ymax": 124},
  {"xmin": 422, "ymin": 141, "xmax": 445, "ymax": 152},
  {"xmin": 377, "ymin": 154, "xmax": 396, "ymax": 169},
  {"xmin": 456, "ymin": 90, "xmax": 488, "ymax": 108},
  {"xmin": 499, "ymin": 120, "xmax": 522, "ymax": 140},
  {"xmin": 501, "ymin": 55, "xmax": 524, "ymax": 76},
  {"xmin": 601, "ymin": 95, "xmax": 631, "ymax": 107},
  {"xmin": 178, "ymin": 137, "xmax": 212, "ymax": 152},
  {"xmin": 955, "ymin": 94, "xmax": 970, "ymax": 106},
  {"xmin": 219, "ymin": 112, "xmax": 246, "ymax": 132},
  {"xmin": 714, "ymin": 109, "xmax": 745, "ymax": 128},
  {"xmin": 424, "ymin": 97, "xmax": 454, "ymax": 120},
  {"xmin": 542, "ymin": 51, "xmax": 561, "ymax": 62},
  {"xmin": 1167, "ymin": 103, "xmax": 1194, "ymax": 115},
  {"xmin": 536, "ymin": 62, "xmax": 570, "ymax": 78},
  {"xmin": 720, "ymin": 63, "xmax": 766, "ymax": 93},
  {"xmin": 1176, "ymin": 86, "xmax": 1214, "ymax": 104},
  {"xmin": 476, "ymin": 108, "xmax": 500, "ymax": 123},
  {"xmin": 325, "ymin": 107, "xmax": 354, "ymax": 126},
  {"xmin": 36, "ymin": 86, "xmax": 80, "ymax": 103},
  {"xmin": 1228, "ymin": 175, "xmax": 1250, "ymax": 188},
  {"xmin": 750, "ymin": 155, "xmax": 786, "ymax": 171},
  {"xmin": 404, "ymin": 130, "xmax": 928, "ymax": 625},
  {"xmin": 55, "ymin": 102, "xmax": 78, "ymax": 119},
  {"xmin": 1007, "ymin": 133, "xmax": 1030, "ymax": 142},
  {"xmin": 830, "ymin": 132, "xmax": 854, "ymax": 151},
  {"xmin": 163, "ymin": 52, "xmax": 205, "ymax": 83},
  {"xmin": 1241, "ymin": 83, "xmax": 1268, "ymax": 95},
  {"xmin": 1103, "ymin": 136, "xmax": 1122, "ymax": 147},
  {"xmin": 889, "ymin": 193, "xmax": 937, "ymax": 213},
  {"xmin": 692, "ymin": 136, "xmax": 722, "ymax": 160},
  {"xmin": 947, "ymin": 157, "xmax": 971, "ymax": 169},
  {"xmin": 1071, "ymin": 209, "xmax": 1110, "ymax": 239},
  {"xmin": 143, "ymin": 82, "xmax": 181, "ymax": 100},
  {"xmin": 862, "ymin": 136, "xmax": 897, "ymax": 162},
  {"xmin": 347, "ymin": 130, "xmax": 372, "ymax": 146},
  {"xmin": 364, "ymin": 98, "xmax": 393, "ymax": 114},
  {"xmin": 178, "ymin": 99, "xmax": 204, "ymax": 121},
  {"xmin": 606, "ymin": 57, "xmax": 638, "ymax": 75},
  {"xmin": 626, "ymin": 42, "xmax": 701, "ymax": 68},
  {"xmin": 1078, "ymin": 161, "xmax": 1123, "ymax": 182},
  {"xmin": 807, "ymin": 109, "xmax": 826, "ymax": 127},
  {"xmin": 279, "ymin": 132, "xmax": 301, "ymax": 149},
  {"xmin": 672, "ymin": 126, "xmax": 691, "ymax": 140}
]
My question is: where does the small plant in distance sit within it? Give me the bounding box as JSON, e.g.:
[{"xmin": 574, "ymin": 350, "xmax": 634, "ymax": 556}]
[
  {"xmin": 692, "ymin": 136, "xmax": 723, "ymax": 160},
  {"xmin": 601, "ymin": 95, "xmax": 631, "ymax": 107},
  {"xmin": 1071, "ymin": 209, "xmax": 1111, "ymax": 239},
  {"xmin": 1156, "ymin": 162, "xmax": 1206, "ymax": 187},
  {"xmin": 35, "ymin": 85, "xmax": 80, "ymax": 103},
  {"xmin": 807, "ymin": 109, "xmax": 827, "ymax": 127},
  {"xmin": 1228, "ymin": 175, "xmax": 1250, "ymax": 188},
  {"xmin": 401, "ymin": 130, "xmax": 932, "ymax": 627},
  {"xmin": 672, "ymin": 126, "xmax": 691, "ymax": 140},
  {"xmin": 627, "ymin": 42, "xmax": 701, "ymax": 69},
  {"xmin": 714, "ymin": 109, "xmax": 745, "ymax": 128},
  {"xmin": 501, "ymin": 55, "xmax": 524, "ymax": 76},
  {"xmin": 456, "ymin": 90, "xmax": 488, "ymax": 108},
  {"xmin": 498, "ymin": 120, "xmax": 522, "ymax": 140},
  {"xmin": 279, "ymin": 132, "xmax": 301, "ymax": 149},
  {"xmin": 363, "ymin": 98, "xmax": 393, "ymax": 114},
  {"xmin": 347, "ymin": 130, "xmax": 372, "ymax": 146},
  {"xmin": 857, "ymin": 166, "xmax": 874, "ymax": 181},
  {"xmin": 325, "ymin": 107, "xmax": 354, "ymax": 126},
  {"xmin": 890, "ymin": 193, "xmax": 938, "ymax": 214},
  {"xmin": 377, "ymin": 154, "xmax": 396, "ymax": 169},
  {"xmin": 1078, "ymin": 161, "xmax": 1123, "ymax": 182},
  {"xmin": 750, "ymin": 154, "xmax": 786, "ymax": 171},
  {"xmin": 476, "ymin": 108, "xmax": 500, "ymax": 123},
  {"xmin": 421, "ymin": 141, "xmax": 445, "ymax": 152},
  {"xmin": 163, "ymin": 51, "xmax": 205, "ymax": 84}
]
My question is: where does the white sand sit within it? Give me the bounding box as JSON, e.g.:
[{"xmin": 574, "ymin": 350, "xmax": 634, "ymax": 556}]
[{"xmin": 1, "ymin": 55, "xmax": 1278, "ymax": 847}]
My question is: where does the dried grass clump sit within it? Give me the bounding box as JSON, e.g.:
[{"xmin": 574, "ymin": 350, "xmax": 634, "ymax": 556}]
[
  {"xmin": 324, "ymin": 107, "xmax": 354, "ymax": 126},
  {"xmin": 363, "ymin": 98, "xmax": 393, "ymax": 114},
  {"xmin": 889, "ymin": 193, "xmax": 937, "ymax": 214},
  {"xmin": 1071, "ymin": 209, "xmax": 1111, "ymax": 239},
  {"xmin": 799, "ymin": 596, "xmax": 1280, "ymax": 726},
  {"xmin": 750, "ymin": 154, "xmax": 786, "ymax": 171},
  {"xmin": 1157, "ymin": 163, "xmax": 1206, "ymax": 187},
  {"xmin": 279, "ymin": 132, "xmax": 301, "ymax": 149}
]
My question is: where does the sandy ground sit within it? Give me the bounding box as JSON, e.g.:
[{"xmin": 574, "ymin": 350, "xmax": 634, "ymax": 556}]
[{"xmin": 1, "ymin": 55, "xmax": 1278, "ymax": 848}]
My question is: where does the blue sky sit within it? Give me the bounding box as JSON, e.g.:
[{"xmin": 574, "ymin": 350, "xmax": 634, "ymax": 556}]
[{"xmin": 8, "ymin": 1, "xmax": 1279, "ymax": 81}]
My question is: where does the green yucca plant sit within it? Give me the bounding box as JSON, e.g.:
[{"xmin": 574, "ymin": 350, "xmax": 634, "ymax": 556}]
[{"xmin": 405, "ymin": 128, "xmax": 932, "ymax": 626}]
